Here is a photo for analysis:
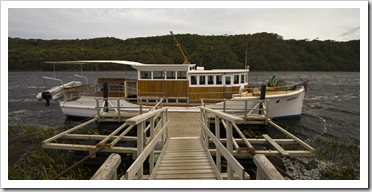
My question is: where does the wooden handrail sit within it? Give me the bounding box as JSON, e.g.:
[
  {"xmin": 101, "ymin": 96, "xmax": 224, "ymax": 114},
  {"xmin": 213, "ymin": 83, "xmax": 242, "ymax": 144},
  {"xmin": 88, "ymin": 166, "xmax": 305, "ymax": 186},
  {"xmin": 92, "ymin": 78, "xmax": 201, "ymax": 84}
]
[
  {"xmin": 199, "ymin": 106, "xmax": 244, "ymax": 124},
  {"xmin": 199, "ymin": 118, "xmax": 245, "ymax": 180},
  {"xmin": 123, "ymin": 115, "xmax": 169, "ymax": 180},
  {"xmin": 126, "ymin": 107, "xmax": 168, "ymax": 125}
]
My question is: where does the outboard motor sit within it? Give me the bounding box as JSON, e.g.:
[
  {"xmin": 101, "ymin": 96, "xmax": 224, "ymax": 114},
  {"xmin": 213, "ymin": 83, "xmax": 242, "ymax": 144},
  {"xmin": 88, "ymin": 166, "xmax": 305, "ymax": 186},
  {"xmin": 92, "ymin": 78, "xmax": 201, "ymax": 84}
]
[{"xmin": 41, "ymin": 91, "xmax": 52, "ymax": 106}]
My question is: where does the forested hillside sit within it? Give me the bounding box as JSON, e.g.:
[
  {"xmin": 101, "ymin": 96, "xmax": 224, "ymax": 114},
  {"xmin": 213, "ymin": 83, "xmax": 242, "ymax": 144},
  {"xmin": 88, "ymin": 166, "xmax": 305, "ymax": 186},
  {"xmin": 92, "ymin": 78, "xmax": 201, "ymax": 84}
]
[{"xmin": 8, "ymin": 32, "xmax": 360, "ymax": 71}]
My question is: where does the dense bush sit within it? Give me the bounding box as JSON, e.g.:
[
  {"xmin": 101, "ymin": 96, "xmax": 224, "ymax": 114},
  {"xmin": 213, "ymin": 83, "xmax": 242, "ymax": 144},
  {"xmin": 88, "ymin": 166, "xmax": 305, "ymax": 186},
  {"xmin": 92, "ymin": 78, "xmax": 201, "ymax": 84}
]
[{"xmin": 8, "ymin": 33, "xmax": 360, "ymax": 71}]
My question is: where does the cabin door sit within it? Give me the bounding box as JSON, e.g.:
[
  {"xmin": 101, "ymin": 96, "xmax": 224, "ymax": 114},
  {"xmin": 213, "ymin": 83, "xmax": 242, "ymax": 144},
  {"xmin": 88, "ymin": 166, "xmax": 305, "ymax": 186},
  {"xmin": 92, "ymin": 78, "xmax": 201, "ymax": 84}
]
[{"xmin": 223, "ymin": 75, "xmax": 233, "ymax": 99}]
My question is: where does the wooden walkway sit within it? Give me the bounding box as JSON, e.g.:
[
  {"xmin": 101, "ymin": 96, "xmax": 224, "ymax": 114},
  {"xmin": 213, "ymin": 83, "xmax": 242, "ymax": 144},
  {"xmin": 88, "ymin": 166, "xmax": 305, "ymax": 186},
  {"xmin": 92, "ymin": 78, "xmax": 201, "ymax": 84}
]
[{"xmin": 152, "ymin": 137, "xmax": 221, "ymax": 180}]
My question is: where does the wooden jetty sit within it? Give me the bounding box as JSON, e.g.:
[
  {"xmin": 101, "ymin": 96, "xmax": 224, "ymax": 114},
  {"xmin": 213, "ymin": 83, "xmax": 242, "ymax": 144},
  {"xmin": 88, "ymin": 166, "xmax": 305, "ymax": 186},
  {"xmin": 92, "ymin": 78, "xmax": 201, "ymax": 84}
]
[{"xmin": 42, "ymin": 98, "xmax": 315, "ymax": 180}]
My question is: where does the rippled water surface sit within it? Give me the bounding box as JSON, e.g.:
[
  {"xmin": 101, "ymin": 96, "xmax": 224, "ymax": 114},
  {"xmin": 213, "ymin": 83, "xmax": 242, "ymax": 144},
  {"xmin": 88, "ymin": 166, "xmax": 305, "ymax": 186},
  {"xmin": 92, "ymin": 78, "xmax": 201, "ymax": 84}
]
[{"xmin": 7, "ymin": 71, "xmax": 361, "ymax": 179}]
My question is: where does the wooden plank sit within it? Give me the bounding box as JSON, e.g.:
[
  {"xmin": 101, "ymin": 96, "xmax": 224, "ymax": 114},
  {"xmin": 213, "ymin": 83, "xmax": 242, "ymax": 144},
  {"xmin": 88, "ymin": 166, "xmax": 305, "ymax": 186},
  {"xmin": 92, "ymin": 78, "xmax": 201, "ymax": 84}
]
[
  {"xmin": 262, "ymin": 134, "xmax": 289, "ymax": 156},
  {"xmin": 43, "ymin": 117, "xmax": 97, "ymax": 144},
  {"xmin": 269, "ymin": 120, "xmax": 316, "ymax": 152},
  {"xmin": 158, "ymin": 161, "xmax": 212, "ymax": 166},
  {"xmin": 221, "ymin": 172, "xmax": 250, "ymax": 180},
  {"xmin": 162, "ymin": 156, "xmax": 209, "ymax": 160},
  {"xmin": 156, "ymin": 169, "xmax": 215, "ymax": 175},
  {"xmin": 162, "ymin": 152, "xmax": 207, "ymax": 156},
  {"xmin": 253, "ymin": 154, "xmax": 284, "ymax": 180},
  {"xmin": 152, "ymin": 136, "xmax": 221, "ymax": 180},
  {"xmin": 97, "ymin": 123, "xmax": 127, "ymax": 146},
  {"xmin": 208, "ymin": 149, "xmax": 314, "ymax": 157},
  {"xmin": 165, "ymin": 148, "xmax": 203, "ymax": 151},
  {"xmin": 91, "ymin": 153, "xmax": 121, "ymax": 180},
  {"xmin": 157, "ymin": 165, "xmax": 213, "ymax": 170},
  {"xmin": 110, "ymin": 125, "xmax": 135, "ymax": 147},
  {"xmin": 148, "ymin": 136, "xmax": 171, "ymax": 180},
  {"xmin": 199, "ymin": 137, "xmax": 223, "ymax": 180},
  {"xmin": 232, "ymin": 123, "xmax": 254, "ymax": 150},
  {"xmin": 154, "ymin": 173, "xmax": 217, "ymax": 179},
  {"xmin": 217, "ymin": 138, "xmax": 297, "ymax": 145},
  {"xmin": 159, "ymin": 159, "xmax": 210, "ymax": 164}
]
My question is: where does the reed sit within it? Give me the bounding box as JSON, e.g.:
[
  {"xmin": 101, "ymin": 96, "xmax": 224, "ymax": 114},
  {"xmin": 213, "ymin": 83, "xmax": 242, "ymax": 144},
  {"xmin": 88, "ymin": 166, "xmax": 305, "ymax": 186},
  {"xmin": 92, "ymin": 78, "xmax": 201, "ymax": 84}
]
[
  {"xmin": 313, "ymin": 136, "xmax": 359, "ymax": 180},
  {"xmin": 8, "ymin": 124, "xmax": 94, "ymax": 180}
]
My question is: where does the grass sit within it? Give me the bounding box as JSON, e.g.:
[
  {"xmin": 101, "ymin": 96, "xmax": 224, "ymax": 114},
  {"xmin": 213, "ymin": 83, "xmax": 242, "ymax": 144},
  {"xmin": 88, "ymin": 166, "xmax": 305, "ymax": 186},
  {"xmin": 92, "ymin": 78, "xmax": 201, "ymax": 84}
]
[
  {"xmin": 312, "ymin": 136, "xmax": 360, "ymax": 180},
  {"xmin": 8, "ymin": 124, "xmax": 96, "ymax": 180},
  {"xmin": 8, "ymin": 123, "xmax": 134, "ymax": 180}
]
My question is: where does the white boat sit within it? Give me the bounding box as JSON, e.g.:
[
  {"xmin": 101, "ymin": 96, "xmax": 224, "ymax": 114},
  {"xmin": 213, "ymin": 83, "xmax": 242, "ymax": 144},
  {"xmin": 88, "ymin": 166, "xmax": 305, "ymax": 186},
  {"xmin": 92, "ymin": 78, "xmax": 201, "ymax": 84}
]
[
  {"xmin": 38, "ymin": 32, "xmax": 308, "ymax": 119},
  {"xmin": 36, "ymin": 76, "xmax": 82, "ymax": 106}
]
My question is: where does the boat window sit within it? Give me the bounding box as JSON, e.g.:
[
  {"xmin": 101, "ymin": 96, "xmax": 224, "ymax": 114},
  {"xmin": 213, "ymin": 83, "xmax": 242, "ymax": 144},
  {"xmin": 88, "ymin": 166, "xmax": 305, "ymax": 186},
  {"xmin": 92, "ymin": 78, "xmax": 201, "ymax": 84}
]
[
  {"xmin": 177, "ymin": 71, "xmax": 186, "ymax": 79},
  {"xmin": 191, "ymin": 76, "xmax": 197, "ymax": 85},
  {"xmin": 166, "ymin": 71, "xmax": 176, "ymax": 79},
  {"xmin": 199, "ymin": 76, "xmax": 205, "ymax": 85},
  {"xmin": 140, "ymin": 71, "xmax": 151, "ymax": 79},
  {"xmin": 225, "ymin": 76, "xmax": 231, "ymax": 85},
  {"xmin": 207, "ymin": 75, "xmax": 214, "ymax": 85},
  {"xmin": 234, "ymin": 75, "xmax": 239, "ymax": 84},
  {"xmin": 216, "ymin": 75, "xmax": 222, "ymax": 85},
  {"xmin": 153, "ymin": 71, "xmax": 164, "ymax": 79},
  {"xmin": 241, "ymin": 74, "xmax": 245, "ymax": 83}
]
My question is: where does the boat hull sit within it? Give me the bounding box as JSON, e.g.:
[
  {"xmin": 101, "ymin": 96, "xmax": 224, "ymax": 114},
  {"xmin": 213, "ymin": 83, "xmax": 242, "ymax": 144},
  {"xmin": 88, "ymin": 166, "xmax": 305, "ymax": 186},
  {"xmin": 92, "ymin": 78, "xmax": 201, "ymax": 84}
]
[
  {"xmin": 59, "ymin": 88, "xmax": 305, "ymax": 119},
  {"xmin": 230, "ymin": 88, "xmax": 305, "ymax": 119}
]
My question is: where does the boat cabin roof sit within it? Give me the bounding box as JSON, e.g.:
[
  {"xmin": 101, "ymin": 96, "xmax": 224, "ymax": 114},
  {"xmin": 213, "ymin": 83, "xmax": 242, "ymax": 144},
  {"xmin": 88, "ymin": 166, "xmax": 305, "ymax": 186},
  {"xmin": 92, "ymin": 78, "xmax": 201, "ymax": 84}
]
[
  {"xmin": 131, "ymin": 64, "xmax": 196, "ymax": 71},
  {"xmin": 188, "ymin": 69, "xmax": 249, "ymax": 74}
]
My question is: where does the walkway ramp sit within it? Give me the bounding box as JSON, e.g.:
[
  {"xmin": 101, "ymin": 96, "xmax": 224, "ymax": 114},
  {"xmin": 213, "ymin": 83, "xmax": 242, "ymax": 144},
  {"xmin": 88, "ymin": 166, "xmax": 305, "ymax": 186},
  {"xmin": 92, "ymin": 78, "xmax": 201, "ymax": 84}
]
[{"xmin": 151, "ymin": 137, "xmax": 222, "ymax": 180}]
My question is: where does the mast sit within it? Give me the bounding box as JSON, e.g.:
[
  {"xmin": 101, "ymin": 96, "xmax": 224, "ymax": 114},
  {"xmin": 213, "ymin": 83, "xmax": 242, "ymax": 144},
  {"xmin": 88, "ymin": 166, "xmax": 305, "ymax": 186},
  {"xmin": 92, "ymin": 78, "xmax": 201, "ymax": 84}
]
[
  {"xmin": 170, "ymin": 31, "xmax": 190, "ymax": 64},
  {"xmin": 244, "ymin": 42, "xmax": 249, "ymax": 70}
]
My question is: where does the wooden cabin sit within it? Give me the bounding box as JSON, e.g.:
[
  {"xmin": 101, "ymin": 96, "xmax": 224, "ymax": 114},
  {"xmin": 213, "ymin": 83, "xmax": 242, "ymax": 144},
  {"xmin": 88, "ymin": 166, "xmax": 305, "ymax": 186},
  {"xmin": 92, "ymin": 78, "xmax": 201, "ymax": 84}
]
[{"xmin": 131, "ymin": 64, "xmax": 249, "ymax": 104}]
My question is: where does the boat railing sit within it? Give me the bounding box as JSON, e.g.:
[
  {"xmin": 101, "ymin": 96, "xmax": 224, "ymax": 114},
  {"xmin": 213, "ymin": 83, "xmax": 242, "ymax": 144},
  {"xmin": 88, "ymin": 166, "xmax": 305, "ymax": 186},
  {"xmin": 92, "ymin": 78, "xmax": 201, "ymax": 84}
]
[
  {"xmin": 94, "ymin": 97, "xmax": 165, "ymax": 121},
  {"xmin": 74, "ymin": 74, "xmax": 88, "ymax": 85},
  {"xmin": 42, "ymin": 76, "xmax": 71, "ymax": 101},
  {"xmin": 42, "ymin": 76, "xmax": 64, "ymax": 86},
  {"xmin": 62, "ymin": 84, "xmax": 96, "ymax": 101}
]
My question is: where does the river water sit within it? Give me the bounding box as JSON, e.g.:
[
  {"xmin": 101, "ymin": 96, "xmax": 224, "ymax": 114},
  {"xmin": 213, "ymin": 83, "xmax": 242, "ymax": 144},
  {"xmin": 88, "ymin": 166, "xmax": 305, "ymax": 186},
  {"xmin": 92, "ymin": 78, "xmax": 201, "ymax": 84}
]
[{"xmin": 7, "ymin": 71, "xmax": 362, "ymax": 180}]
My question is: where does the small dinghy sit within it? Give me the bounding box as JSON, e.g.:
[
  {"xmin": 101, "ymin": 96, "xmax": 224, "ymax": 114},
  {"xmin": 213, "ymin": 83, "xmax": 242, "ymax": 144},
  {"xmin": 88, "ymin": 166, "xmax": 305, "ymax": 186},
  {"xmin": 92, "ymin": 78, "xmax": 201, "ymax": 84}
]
[{"xmin": 36, "ymin": 81, "xmax": 82, "ymax": 106}]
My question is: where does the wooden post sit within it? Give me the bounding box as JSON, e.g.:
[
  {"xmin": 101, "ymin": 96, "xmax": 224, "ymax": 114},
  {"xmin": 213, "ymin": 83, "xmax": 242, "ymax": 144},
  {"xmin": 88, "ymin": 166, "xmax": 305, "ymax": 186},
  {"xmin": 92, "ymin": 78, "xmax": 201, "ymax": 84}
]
[
  {"xmin": 204, "ymin": 110, "xmax": 209, "ymax": 148},
  {"xmin": 149, "ymin": 116, "xmax": 155, "ymax": 174},
  {"xmin": 117, "ymin": 98, "xmax": 121, "ymax": 122},
  {"xmin": 226, "ymin": 120, "xmax": 233, "ymax": 180},
  {"xmin": 253, "ymin": 154, "xmax": 284, "ymax": 180},
  {"xmin": 244, "ymin": 100, "xmax": 248, "ymax": 124},
  {"xmin": 91, "ymin": 153, "xmax": 121, "ymax": 180},
  {"xmin": 103, "ymin": 83, "xmax": 109, "ymax": 113},
  {"xmin": 215, "ymin": 116, "xmax": 221, "ymax": 173},
  {"xmin": 265, "ymin": 99, "xmax": 269, "ymax": 125},
  {"xmin": 137, "ymin": 122, "xmax": 144, "ymax": 180},
  {"xmin": 124, "ymin": 80, "xmax": 128, "ymax": 98},
  {"xmin": 96, "ymin": 98, "xmax": 100, "ymax": 121},
  {"xmin": 223, "ymin": 99, "xmax": 226, "ymax": 113},
  {"xmin": 259, "ymin": 85, "xmax": 266, "ymax": 115}
]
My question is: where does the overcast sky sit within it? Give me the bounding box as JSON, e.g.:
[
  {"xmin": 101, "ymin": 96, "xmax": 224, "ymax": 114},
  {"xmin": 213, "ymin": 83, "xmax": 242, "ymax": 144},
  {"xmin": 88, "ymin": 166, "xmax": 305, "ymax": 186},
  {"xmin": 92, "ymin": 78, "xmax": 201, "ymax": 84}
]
[{"xmin": 5, "ymin": 2, "xmax": 363, "ymax": 41}]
